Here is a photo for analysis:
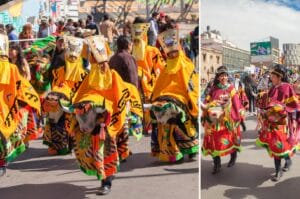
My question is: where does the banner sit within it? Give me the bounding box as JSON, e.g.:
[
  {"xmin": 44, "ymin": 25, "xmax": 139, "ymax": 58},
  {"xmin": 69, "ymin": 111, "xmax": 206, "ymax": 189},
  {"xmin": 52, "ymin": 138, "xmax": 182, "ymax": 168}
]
[{"xmin": 250, "ymin": 42, "xmax": 271, "ymax": 56}]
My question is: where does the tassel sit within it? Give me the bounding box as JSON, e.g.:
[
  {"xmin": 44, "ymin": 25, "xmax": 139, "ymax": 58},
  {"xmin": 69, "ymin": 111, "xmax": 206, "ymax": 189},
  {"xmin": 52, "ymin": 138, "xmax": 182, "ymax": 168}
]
[
  {"xmin": 92, "ymin": 133, "xmax": 100, "ymax": 154},
  {"xmin": 99, "ymin": 123, "xmax": 106, "ymax": 141}
]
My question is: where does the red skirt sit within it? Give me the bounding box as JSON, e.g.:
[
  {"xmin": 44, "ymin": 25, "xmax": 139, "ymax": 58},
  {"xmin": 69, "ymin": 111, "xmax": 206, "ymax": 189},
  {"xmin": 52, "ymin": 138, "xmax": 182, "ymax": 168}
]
[
  {"xmin": 256, "ymin": 125, "xmax": 298, "ymax": 158},
  {"xmin": 202, "ymin": 124, "xmax": 241, "ymax": 157}
]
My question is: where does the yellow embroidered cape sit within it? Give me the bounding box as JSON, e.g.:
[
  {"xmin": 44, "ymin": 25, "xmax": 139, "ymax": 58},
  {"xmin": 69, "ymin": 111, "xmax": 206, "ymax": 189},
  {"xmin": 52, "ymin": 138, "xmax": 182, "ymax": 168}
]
[
  {"xmin": 52, "ymin": 60, "xmax": 87, "ymax": 100},
  {"xmin": 137, "ymin": 45, "xmax": 166, "ymax": 101},
  {"xmin": 124, "ymin": 82, "xmax": 143, "ymax": 118},
  {"xmin": 72, "ymin": 69, "xmax": 136, "ymax": 137},
  {"xmin": 0, "ymin": 62, "xmax": 41, "ymax": 139},
  {"xmin": 151, "ymin": 51, "xmax": 198, "ymax": 118}
]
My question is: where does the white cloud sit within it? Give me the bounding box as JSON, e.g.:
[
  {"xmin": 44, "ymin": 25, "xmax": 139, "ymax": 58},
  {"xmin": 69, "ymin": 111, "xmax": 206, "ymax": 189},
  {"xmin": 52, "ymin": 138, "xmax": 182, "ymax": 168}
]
[{"xmin": 201, "ymin": 0, "xmax": 300, "ymax": 51}]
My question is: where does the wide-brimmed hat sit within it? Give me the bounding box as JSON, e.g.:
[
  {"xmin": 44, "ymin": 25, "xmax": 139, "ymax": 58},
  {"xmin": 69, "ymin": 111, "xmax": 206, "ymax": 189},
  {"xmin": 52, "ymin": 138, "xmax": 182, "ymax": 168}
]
[
  {"xmin": 271, "ymin": 64, "xmax": 286, "ymax": 78},
  {"xmin": 216, "ymin": 66, "xmax": 228, "ymax": 75}
]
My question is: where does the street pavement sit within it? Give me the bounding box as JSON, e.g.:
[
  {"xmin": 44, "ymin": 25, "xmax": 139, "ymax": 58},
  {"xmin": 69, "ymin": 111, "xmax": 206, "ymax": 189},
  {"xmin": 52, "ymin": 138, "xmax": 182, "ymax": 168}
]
[
  {"xmin": 0, "ymin": 135, "xmax": 199, "ymax": 199},
  {"xmin": 201, "ymin": 114, "xmax": 300, "ymax": 199}
]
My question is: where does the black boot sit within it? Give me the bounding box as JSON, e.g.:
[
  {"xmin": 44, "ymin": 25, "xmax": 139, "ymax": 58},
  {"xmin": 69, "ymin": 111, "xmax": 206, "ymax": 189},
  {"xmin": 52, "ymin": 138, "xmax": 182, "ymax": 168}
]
[
  {"xmin": 97, "ymin": 176, "xmax": 113, "ymax": 195},
  {"xmin": 240, "ymin": 121, "xmax": 246, "ymax": 132},
  {"xmin": 227, "ymin": 151, "xmax": 237, "ymax": 167},
  {"xmin": 0, "ymin": 166, "xmax": 6, "ymax": 177},
  {"xmin": 272, "ymin": 158, "xmax": 283, "ymax": 182},
  {"xmin": 212, "ymin": 156, "xmax": 221, "ymax": 174},
  {"xmin": 282, "ymin": 157, "xmax": 292, "ymax": 172}
]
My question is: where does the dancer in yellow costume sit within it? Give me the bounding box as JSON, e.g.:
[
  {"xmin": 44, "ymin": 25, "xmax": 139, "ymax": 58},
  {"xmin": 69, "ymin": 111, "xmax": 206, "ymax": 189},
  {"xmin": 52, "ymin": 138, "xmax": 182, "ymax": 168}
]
[
  {"xmin": 61, "ymin": 35, "xmax": 142, "ymax": 195},
  {"xmin": 131, "ymin": 17, "xmax": 166, "ymax": 134},
  {"xmin": 42, "ymin": 35, "xmax": 88, "ymax": 155},
  {"xmin": 150, "ymin": 28, "xmax": 199, "ymax": 162},
  {"xmin": 0, "ymin": 34, "xmax": 41, "ymax": 175}
]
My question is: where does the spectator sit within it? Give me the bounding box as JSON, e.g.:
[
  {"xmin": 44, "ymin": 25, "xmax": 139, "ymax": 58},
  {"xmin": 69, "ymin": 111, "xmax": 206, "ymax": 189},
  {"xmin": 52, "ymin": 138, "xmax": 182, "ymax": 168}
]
[
  {"xmin": 190, "ymin": 25, "xmax": 199, "ymax": 58},
  {"xmin": 158, "ymin": 12, "xmax": 167, "ymax": 33},
  {"xmin": 78, "ymin": 19, "xmax": 86, "ymax": 29},
  {"xmin": 0, "ymin": 24, "xmax": 6, "ymax": 34},
  {"xmin": 49, "ymin": 36, "xmax": 65, "ymax": 82},
  {"xmin": 147, "ymin": 11, "xmax": 159, "ymax": 46},
  {"xmin": 99, "ymin": 13, "xmax": 119, "ymax": 48},
  {"xmin": 64, "ymin": 18, "xmax": 75, "ymax": 34},
  {"xmin": 109, "ymin": 35, "xmax": 138, "ymax": 88},
  {"xmin": 122, "ymin": 20, "xmax": 132, "ymax": 37},
  {"xmin": 9, "ymin": 42, "xmax": 31, "ymax": 80},
  {"xmin": 18, "ymin": 24, "xmax": 34, "ymax": 49},
  {"xmin": 179, "ymin": 36, "xmax": 192, "ymax": 59},
  {"xmin": 5, "ymin": 24, "xmax": 18, "ymax": 41},
  {"xmin": 55, "ymin": 20, "xmax": 65, "ymax": 35},
  {"xmin": 49, "ymin": 18, "xmax": 57, "ymax": 35},
  {"xmin": 86, "ymin": 15, "xmax": 99, "ymax": 35},
  {"xmin": 244, "ymin": 74, "xmax": 258, "ymax": 115},
  {"xmin": 38, "ymin": 18, "xmax": 50, "ymax": 38}
]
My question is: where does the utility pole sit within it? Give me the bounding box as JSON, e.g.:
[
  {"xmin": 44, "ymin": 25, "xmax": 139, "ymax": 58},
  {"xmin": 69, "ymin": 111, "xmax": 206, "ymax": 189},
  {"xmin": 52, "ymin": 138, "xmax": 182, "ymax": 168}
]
[{"xmin": 146, "ymin": 0, "xmax": 149, "ymax": 20}]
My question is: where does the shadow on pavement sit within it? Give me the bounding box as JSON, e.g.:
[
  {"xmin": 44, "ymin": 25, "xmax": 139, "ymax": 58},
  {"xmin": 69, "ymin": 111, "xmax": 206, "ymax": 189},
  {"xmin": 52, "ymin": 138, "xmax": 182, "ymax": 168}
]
[
  {"xmin": 13, "ymin": 147, "xmax": 49, "ymax": 162},
  {"xmin": 8, "ymin": 158, "xmax": 78, "ymax": 172},
  {"xmin": 0, "ymin": 183, "xmax": 97, "ymax": 199},
  {"xmin": 224, "ymin": 177, "xmax": 300, "ymax": 199},
  {"xmin": 117, "ymin": 167, "xmax": 198, "ymax": 180},
  {"xmin": 120, "ymin": 152, "xmax": 198, "ymax": 172},
  {"xmin": 201, "ymin": 159, "xmax": 273, "ymax": 190}
]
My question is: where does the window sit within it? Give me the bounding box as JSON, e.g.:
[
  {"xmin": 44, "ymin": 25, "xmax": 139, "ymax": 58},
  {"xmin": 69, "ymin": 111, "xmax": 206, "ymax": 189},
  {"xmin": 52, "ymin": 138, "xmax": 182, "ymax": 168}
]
[
  {"xmin": 203, "ymin": 53, "xmax": 207, "ymax": 62},
  {"xmin": 211, "ymin": 66, "xmax": 214, "ymax": 73},
  {"xmin": 216, "ymin": 56, "xmax": 220, "ymax": 64}
]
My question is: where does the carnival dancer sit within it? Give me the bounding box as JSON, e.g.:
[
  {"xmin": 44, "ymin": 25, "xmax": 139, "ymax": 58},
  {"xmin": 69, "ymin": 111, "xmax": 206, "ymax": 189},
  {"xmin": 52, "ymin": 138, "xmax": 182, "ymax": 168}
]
[
  {"xmin": 30, "ymin": 54, "xmax": 52, "ymax": 98},
  {"xmin": 0, "ymin": 34, "xmax": 41, "ymax": 176},
  {"xmin": 293, "ymin": 77, "xmax": 300, "ymax": 147},
  {"xmin": 202, "ymin": 66, "xmax": 243, "ymax": 174},
  {"xmin": 150, "ymin": 28, "xmax": 199, "ymax": 162},
  {"xmin": 109, "ymin": 35, "xmax": 144, "ymax": 161},
  {"xmin": 131, "ymin": 17, "xmax": 166, "ymax": 134},
  {"xmin": 256, "ymin": 64, "xmax": 300, "ymax": 181},
  {"xmin": 237, "ymin": 82, "xmax": 248, "ymax": 132},
  {"xmin": 61, "ymin": 35, "xmax": 142, "ymax": 195},
  {"xmin": 42, "ymin": 35, "xmax": 88, "ymax": 155}
]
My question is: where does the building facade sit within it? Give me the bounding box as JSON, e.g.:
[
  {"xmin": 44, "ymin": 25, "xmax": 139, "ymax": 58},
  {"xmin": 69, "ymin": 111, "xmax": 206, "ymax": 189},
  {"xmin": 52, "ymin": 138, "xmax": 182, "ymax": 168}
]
[
  {"xmin": 223, "ymin": 43, "xmax": 250, "ymax": 72},
  {"xmin": 282, "ymin": 43, "xmax": 300, "ymax": 69},
  {"xmin": 201, "ymin": 26, "xmax": 223, "ymax": 84},
  {"xmin": 201, "ymin": 26, "xmax": 250, "ymax": 83},
  {"xmin": 201, "ymin": 46, "xmax": 222, "ymax": 85}
]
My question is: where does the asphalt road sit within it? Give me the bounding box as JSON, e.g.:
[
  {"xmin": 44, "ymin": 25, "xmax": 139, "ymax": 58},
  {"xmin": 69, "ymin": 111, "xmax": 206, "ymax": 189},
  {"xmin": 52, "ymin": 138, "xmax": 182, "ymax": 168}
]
[
  {"xmin": 0, "ymin": 135, "xmax": 199, "ymax": 199},
  {"xmin": 201, "ymin": 115, "xmax": 300, "ymax": 199}
]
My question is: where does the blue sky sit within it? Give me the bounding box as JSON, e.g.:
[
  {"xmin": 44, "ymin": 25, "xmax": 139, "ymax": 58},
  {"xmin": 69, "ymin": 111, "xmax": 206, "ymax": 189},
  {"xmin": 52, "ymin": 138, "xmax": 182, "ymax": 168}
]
[
  {"xmin": 202, "ymin": 0, "xmax": 300, "ymax": 50},
  {"xmin": 264, "ymin": 0, "xmax": 300, "ymax": 11}
]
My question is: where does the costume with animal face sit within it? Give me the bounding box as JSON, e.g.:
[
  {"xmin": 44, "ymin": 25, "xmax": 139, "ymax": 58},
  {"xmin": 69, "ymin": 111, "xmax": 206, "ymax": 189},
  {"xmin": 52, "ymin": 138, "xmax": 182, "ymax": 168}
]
[
  {"xmin": 61, "ymin": 35, "xmax": 143, "ymax": 183},
  {"xmin": 150, "ymin": 29, "xmax": 199, "ymax": 162},
  {"xmin": 42, "ymin": 35, "xmax": 87, "ymax": 155},
  {"xmin": 131, "ymin": 23, "xmax": 166, "ymax": 135},
  {"xmin": 0, "ymin": 34, "xmax": 41, "ymax": 173}
]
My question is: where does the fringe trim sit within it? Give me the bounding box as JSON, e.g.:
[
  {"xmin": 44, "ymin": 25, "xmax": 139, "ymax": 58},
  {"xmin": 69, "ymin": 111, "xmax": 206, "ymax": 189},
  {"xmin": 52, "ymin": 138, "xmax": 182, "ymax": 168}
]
[
  {"xmin": 202, "ymin": 145, "xmax": 242, "ymax": 157},
  {"xmin": 256, "ymin": 139, "xmax": 298, "ymax": 158},
  {"xmin": 6, "ymin": 144, "xmax": 26, "ymax": 163}
]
